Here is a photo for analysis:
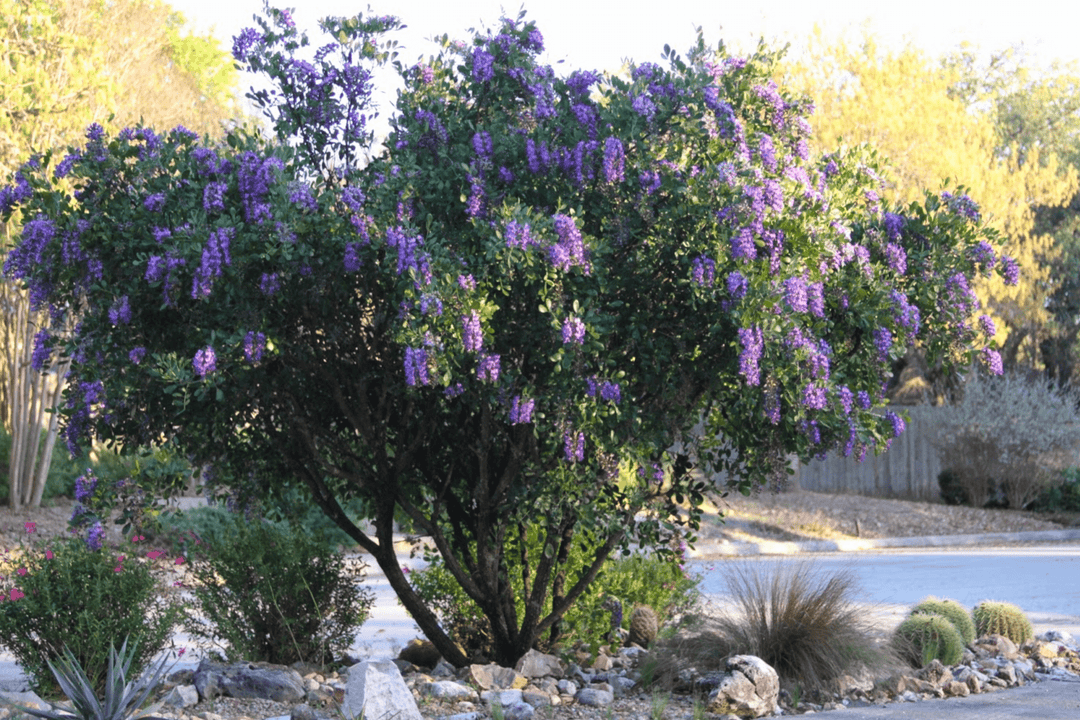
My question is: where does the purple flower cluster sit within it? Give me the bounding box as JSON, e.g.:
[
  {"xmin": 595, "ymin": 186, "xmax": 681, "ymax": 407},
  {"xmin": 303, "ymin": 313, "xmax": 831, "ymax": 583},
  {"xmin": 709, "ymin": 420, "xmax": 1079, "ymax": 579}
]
[
  {"xmin": 289, "ymin": 183, "xmax": 318, "ymax": 212},
  {"xmin": 885, "ymin": 410, "xmax": 905, "ymax": 438},
  {"xmin": 86, "ymin": 521, "xmax": 104, "ymax": 551},
  {"xmin": 692, "ymin": 256, "xmax": 716, "ymax": 287},
  {"xmin": 31, "ymin": 329, "xmax": 50, "ymax": 371},
  {"xmin": 419, "ymin": 294, "xmax": 443, "ymax": 316},
  {"xmin": 602, "ymin": 137, "xmax": 624, "ymax": 184},
  {"xmin": 803, "ymin": 384, "xmax": 827, "ymax": 410},
  {"xmin": 731, "ymin": 227, "xmax": 756, "ymax": 262},
  {"xmin": 727, "ymin": 272, "xmax": 748, "ymax": 300},
  {"xmin": 562, "ymin": 316, "xmax": 586, "ymax": 345},
  {"xmin": 873, "ymin": 327, "xmax": 892, "ymax": 363},
  {"xmin": 942, "ymin": 191, "xmax": 981, "ymax": 221},
  {"xmin": 237, "ymin": 152, "xmax": 283, "ymax": 224},
  {"xmin": 883, "ymin": 212, "xmax": 905, "ymax": 240},
  {"xmin": 413, "ymin": 109, "xmax": 448, "ymax": 152},
  {"xmin": 344, "ymin": 243, "xmax": 362, "ymax": 272},
  {"xmin": 458, "ymin": 274, "xmax": 477, "ymax": 291},
  {"xmin": 243, "ymin": 331, "xmax": 266, "ymax": 363},
  {"xmin": 1001, "ymin": 255, "xmax": 1020, "ymax": 286},
  {"xmin": 599, "ymin": 381, "xmax": 621, "ymax": 404},
  {"xmin": 472, "ymin": 48, "xmax": 495, "ymax": 83},
  {"xmin": 783, "ymin": 276, "xmax": 808, "ymax": 313},
  {"xmin": 505, "ymin": 220, "xmax": 536, "ymax": 249},
  {"xmin": 404, "ymin": 347, "xmax": 430, "ymax": 386},
  {"xmin": 509, "ymin": 396, "xmax": 535, "ymax": 424},
  {"xmin": 738, "ymin": 326, "xmax": 764, "ymax": 386},
  {"xmin": 386, "ymin": 226, "xmax": 429, "ymax": 281},
  {"xmin": 563, "ymin": 431, "xmax": 585, "ymax": 463},
  {"xmin": 837, "ymin": 386, "xmax": 854, "ymax": 415},
  {"xmin": 191, "ymin": 227, "xmax": 233, "ymax": 300},
  {"xmin": 143, "ymin": 193, "xmax": 166, "ymax": 213},
  {"xmin": 232, "ymin": 27, "xmax": 263, "ymax": 63},
  {"xmin": 884, "ymin": 243, "xmax": 907, "ymax": 275},
  {"xmin": 969, "ymin": 241, "xmax": 996, "ymax": 274},
  {"xmin": 193, "ymin": 345, "xmax": 217, "ymax": 377},
  {"xmin": 549, "ymin": 215, "xmax": 588, "ymax": 272},
  {"xmin": 462, "ymin": 311, "xmax": 483, "ymax": 352},
  {"xmin": 978, "ymin": 314, "xmax": 996, "ymax": 337},
  {"xmin": 807, "ymin": 282, "xmax": 825, "ymax": 317},
  {"xmin": 129, "ymin": 347, "xmax": 146, "ymax": 364},
  {"xmin": 259, "ymin": 273, "xmax": 280, "ymax": 296},
  {"xmin": 857, "ymin": 390, "xmax": 872, "ymax": 410},
  {"xmin": 478, "ymin": 352, "xmax": 500, "ymax": 383},
  {"xmin": 757, "ymin": 134, "xmax": 777, "ymax": 173},
  {"xmin": 631, "ymin": 94, "xmax": 657, "ymax": 121},
  {"xmin": 108, "ymin": 296, "xmax": 131, "ymax": 326},
  {"xmin": 74, "ymin": 470, "xmax": 97, "ymax": 503},
  {"xmin": 203, "ymin": 182, "xmax": 227, "ymax": 213},
  {"xmin": 982, "ymin": 347, "xmax": 1003, "ymax": 375}
]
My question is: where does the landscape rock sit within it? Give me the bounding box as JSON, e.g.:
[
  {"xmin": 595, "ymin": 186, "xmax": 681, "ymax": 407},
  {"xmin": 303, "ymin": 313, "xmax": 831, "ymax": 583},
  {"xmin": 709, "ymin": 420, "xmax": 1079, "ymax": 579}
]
[
  {"xmin": 340, "ymin": 660, "xmax": 423, "ymax": 720},
  {"xmin": 161, "ymin": 684, "xmax": 199, "ymax": 708},
  {"xmin": 480, "ymin": 689, "xmax": 524, "ymax": 706},
  {"xmin": 468, "ymin": 663, "xmax": 527, "ymax": 690},
  {"xmin": 515, "ymin": 649, "xmax": 564, "ymax": 678},
  {"xmin": 575, "ymin": 687, "xmax": 614, "ymax": 706},
  {"xmin": 707, "ymin": 655, "xmax": 779, "ymax": 719},
  {"xmin": 420, "ymin": 681, "xmax": 478, "ymax": 701},
  {"xmin": 918, "ymin": 659, "xmax": 953, "ymax": 686},
  {"xmin": 193, "ymin": 660, "xmax": 306, "ymax": 703}
]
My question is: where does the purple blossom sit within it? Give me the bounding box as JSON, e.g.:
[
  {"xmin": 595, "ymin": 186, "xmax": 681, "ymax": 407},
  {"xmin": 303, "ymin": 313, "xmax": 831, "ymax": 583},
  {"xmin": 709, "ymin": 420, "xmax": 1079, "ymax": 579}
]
[
  {"xmin": 631, "ymin": 94, "xmax": 657, "ymax": 121},
  {"xmin": 883, "ymin": 212, "xmax": 905, "ymax": 240},
  {"xmin": 414, "ymin": 63, "xmax": 434, "ymax": 84},
  {"xmin": 478, "ymin": 352, "xmax": 501, "ymax": 383},
  {"xmin": 509, "ymin": 396, "xmax": 535, "ymax": 424},
  {"xmin": 86, "ymin": 521, "xmax": 104, "ymax": 551},
  {"xmin": 884, "ymin": 243, "xmax": 907, "ymax": 275},
  {"xmin": 549, "ymin": 215, "xmax": 589, "ymax": 272},
  {"xmin": 341, "ymin": 187, "xmax": 366, "ymax": 212},
  {"xmin": 203, "ymin": 182, "xmax": 227, "ymax": 213},
  {"xmin": 472, "ymin": 131, "xmax": 493, "ymax": 162},
  {"xmin": 232, "ymin": 27, "xmax": 262, "ymax": 63},
  {"xmin": 807, "ymin": 282, "xmax": 825, "ymax": 317},
  {"xmin": 757, "ymin": 134, "xmax": 777, "ymax": 173},
  {"xmin": 108, "ymin": 296, "xmax": 131, "ymax": 326},
  {"xmin": 562, "ymin": 316, "xmax": 586, "ymax": 345},
  {"xmin": 803, "ymin": 384, "xmax": 827, "ymax": 410},
  {"xmin": 193, "ymin": 346, "xmax": 217, "ymax": 377},
  {"xmin": 837, "ymin": 386, "xmax": 854, "ymax": 415},
  {"xmin": 74, "ymin": 471, "xmax": 97, "ymax": 503},
  {"xmin": 129, "ymin": 347, "xmax": 146, "ymax": 365},
  {"xmin": 602, "ymin": 137, "xmax": 625, "ymax": 184},
  {"xmin": 31, "ymin": 330, "xmax": 50, "ymax": 371},
  {"xmin": 152, "ymin": 227, "xmax": 172, "ymax": 244},
  {"xmin": 458, "ymin": 274, "xmax": 476, "ymax": 290},
  {"xmin": 738, "ymin": 326, "xmax": 763, "ymax": 386},
  {"xmin": 54, "ymin": 152, "xmax": 80, "ymax": 179},
  {"xmin": 692, "ymin": 256, "xmax": 716, "ymax": 287},
  {"xmin": 942, "ymin": 191, "xmax": 981, "ymax": 221},
  {"xmin": 260, "ymin": 273, "xmax": 280, "ymax": 296},
  {"xmin": 564, "ymin": 431, "xmax": 585, "ymax": 463},
  {"xmin": 763, "ymin": 179, "xmax": 783, "ymax": 212},
  {"xmin": 600, "ymin": 381, "xmax": 621, "ymax": 404},
  {"xmin": 462, "ymin": 311, "xmax": 483, "ymax": 352},
  {"xmin": 289, "ymin": 183, "xmax": 318, "ymax": 212},
  {"xmin": 386, "ymin": 226, "xmax": 426, "ymax": 278},
  {"xmin": 191, "ymin": 227, "xmax": 234, "ymax": 299},
  {"xmin": 969, "ymin": 241, "xmax": 996, "ymax": 274},
  {"xmin": 978, "ymin": 314, "xmax": 997, "ymax": 337},
  {"xmin": 237, "ymin": 152, "xmax": 283, "ymax": 224},
  {"xmin": 444, "ymin": 383, "xmax": 464, "ymax": 398},
  {"xmin": 143, "ymin": 193, "xmax": 166, "ymax": 213},
  {"xmin": 465, "ymin": 175, "xmax": 486, "ymax": 219},
  {"xmin": 727, "ymin": 272, "xmax": 748, "ymax": 300},
  {"xmin": 856, "ymin": 390, "xmax": 872, "ymax": 410},
  {"xmin": 472, "ymin": 48, "xmax": 495, "ymax": 83},
  {"xmin": 1001, "ymin": 255, "xmax": 1020, "ymax": 286},
  {"xmin": 505, "ymin": 220, "xmax": 535, "ymax": 249},
  {"xmin": 783, "ymin": 276, "xmax": 808, "ymax": 313},
  {"xmin": 873, "ymin": 327, "xmax": 892, "ymax": 362},
  {"xmin": 982, "ymin": 347, "xmax": 1004, "ymax": 375},
  {"xmin": 404, "ymin": 347, "xmax": 430, "ymax": 387},
  {"xmin": 420, "ymin": 294, "xmax": 443, "ymax": 316},
  {"xmin": 885, "ymin": 410, "xmax": 905, "ymax": 438},
  {"xmin": 731, "ymin": 227, "xmax": 756, "ymax": 261},
  {"xmin": 243, "ymin": 331, "xmax": 266, "ymax": 363},
  {"xmin": 344, "ymin": 243, "xmax": 362, "ymax": 272}
]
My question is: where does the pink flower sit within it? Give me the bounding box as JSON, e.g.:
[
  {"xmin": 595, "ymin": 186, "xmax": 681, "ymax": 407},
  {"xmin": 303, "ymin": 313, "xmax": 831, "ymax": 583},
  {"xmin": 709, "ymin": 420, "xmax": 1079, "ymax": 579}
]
[
  {"xmin": 9, "ymin": 589, "xmax": 24, "ymax": 601},
  {"xmin": 174, "ymin": 557, "xmax": 185, "ymax": 565},
  {"xmin": 114, "ymin": 566, "xmax": 123, "ymax": 573},
  {"xmin": 131, "ymin": 535, "xmax": 145, "ymax": 543},
  {"xmin": 16, "ymin": 568, "xmax": 26, "ymax": 577},
  {"xmin": 147, "ymin": 551, "xmax": 164, "ymax": 560},
  {"xmin": 45, "ymin": 550, "xmax": 54, "ymax": 560},
  {"xmin": 23, "ymin": 522, "xmax": 35, "ymax": 534},
  {"xmin": 177, "ymin": 648, "xmax": 186, "ymax": 657}
]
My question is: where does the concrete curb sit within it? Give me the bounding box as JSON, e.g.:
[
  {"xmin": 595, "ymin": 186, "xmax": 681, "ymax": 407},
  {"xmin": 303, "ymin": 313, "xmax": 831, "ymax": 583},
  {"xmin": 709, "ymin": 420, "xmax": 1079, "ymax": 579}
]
[{"xmin": 689, "ymin": 528, "xmax": 1080, "ymax": 557}]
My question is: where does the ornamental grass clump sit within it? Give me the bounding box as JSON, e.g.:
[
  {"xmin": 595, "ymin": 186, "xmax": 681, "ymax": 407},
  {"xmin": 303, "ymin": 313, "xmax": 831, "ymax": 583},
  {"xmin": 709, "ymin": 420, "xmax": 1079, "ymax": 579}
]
[
  {"xmin": 183, "ymin": 512, "xmax": 373, "ymax": 666},
  {"xmin": 0, "ymin": 524, "xmax": 182, "ymax": 698}
]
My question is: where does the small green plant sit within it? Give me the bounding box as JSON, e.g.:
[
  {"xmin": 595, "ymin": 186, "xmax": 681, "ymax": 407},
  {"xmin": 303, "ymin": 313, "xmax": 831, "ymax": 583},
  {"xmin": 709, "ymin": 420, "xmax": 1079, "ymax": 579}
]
[
  {"xmin": 1029, "ymin": 467, "xmax": 1080, "ymax": 513},
  {"xmin": 183, "ymin": 513, "xmax": 374, "ymax": 665},
  {"xmin": 6, "ymin": 638, "xmax": 174, "ymax": 720},
  {"xmin": 972, "ymin": 600, "xmax": 1033, "ymax": 644},
  {"xmin": 649, "ymin": 691, "xmax": 670, "ymax": 720},
  {"xmin": 893, "ymin": 613, "xmax": 964, "ymax": 667},
  {"xmin": 0, "ymin": 526, "xmax": 181, "ymax": 697},
  {"xmin": 910, "ymin": 596, "xmax": 975, "ymax": 644}
]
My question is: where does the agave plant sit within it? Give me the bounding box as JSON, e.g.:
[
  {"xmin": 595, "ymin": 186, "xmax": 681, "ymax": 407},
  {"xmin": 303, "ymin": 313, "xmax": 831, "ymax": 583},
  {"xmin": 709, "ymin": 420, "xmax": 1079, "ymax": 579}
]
[{"xmin": 6, "ymin": 638, "xmax": 173, "ymax": 720}]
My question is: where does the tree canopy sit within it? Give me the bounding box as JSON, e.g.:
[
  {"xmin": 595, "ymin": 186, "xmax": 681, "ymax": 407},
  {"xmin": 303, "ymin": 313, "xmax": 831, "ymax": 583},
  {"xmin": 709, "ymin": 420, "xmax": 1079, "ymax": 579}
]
[{"xmin": 0, "ymin": 8, "xmax": 1008, "ymax": 665}]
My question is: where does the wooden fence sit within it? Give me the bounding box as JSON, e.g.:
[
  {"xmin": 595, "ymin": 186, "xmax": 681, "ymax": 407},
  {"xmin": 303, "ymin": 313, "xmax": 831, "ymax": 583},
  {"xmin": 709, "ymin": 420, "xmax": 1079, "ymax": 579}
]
[{"xmin": 794, "ymin": 406, "xmax": 944, "ymax": 501}]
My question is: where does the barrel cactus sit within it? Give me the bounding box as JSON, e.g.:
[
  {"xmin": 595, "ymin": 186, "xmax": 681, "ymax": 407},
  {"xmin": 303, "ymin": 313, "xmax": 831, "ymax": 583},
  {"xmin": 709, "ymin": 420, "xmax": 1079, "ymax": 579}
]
[
  {"xmin": 911, "ymin": 597, "xmax": 976, "ymax": 644},
  {"xmin": 893, "ymin": 613, "xmax": 965, "ymax": 667},
  {"xmin": 972, "ymin": 600, "xmax": 1033, "ymax": 644}
]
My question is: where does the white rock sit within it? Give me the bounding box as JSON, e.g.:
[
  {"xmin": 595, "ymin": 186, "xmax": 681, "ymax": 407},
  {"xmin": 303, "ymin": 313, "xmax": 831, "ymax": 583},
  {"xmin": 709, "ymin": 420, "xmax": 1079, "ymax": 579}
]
[
  {"xmin": 341, "ymin": 660, "xmax": 423, "ymax": 720},
  {"xmin": 420, "ymin": 681, "xmax": 478, "ymax": 701},
  {"xmin": 575, "ymin": 688, "xmax": 614, "ymax": 706},
  {"xmin": 481, "ymin": 688, "xmax": 524, "ymax": 706}
]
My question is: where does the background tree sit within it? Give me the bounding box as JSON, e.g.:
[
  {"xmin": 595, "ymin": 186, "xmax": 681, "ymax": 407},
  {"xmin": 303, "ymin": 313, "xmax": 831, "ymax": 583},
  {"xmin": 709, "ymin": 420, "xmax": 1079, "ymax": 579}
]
[
  {"xmin": 0, "ymin": 0, "xmax": 239, "ymax": 508},
  {"xmin": 1, "ymin": 8, "xmax": 1008, "ymax": 666},
  {"xmin": 781, "ymin": 33, "xmax": 1078, "ymax": 380}
]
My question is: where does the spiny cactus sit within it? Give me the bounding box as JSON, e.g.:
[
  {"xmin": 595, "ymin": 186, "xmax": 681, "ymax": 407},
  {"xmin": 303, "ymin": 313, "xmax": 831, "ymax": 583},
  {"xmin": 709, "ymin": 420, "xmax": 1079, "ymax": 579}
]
[
  {"xmin": 972, "ymin": 600, "xmax": 1033, "ymax": 644},
  {"xmin": 893, "ymin": 613, "xmax": 964, "ymax": 667},
  {"xmin": 627, "ymin": 605, "xmax": 659, "ymax": 647},
  {"xmin": 911, "ymin": 596, "xmax": 976, "ymax": 644}
]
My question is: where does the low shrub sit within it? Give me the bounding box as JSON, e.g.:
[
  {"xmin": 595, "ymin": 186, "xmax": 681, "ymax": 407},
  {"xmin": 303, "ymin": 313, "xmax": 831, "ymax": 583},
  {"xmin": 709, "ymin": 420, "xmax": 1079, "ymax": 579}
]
[
  {"xmin": 183, "ymin": 513, "xmax": 374, "ymax": 666},
  {"xmin": 0, "ymin": 527, "xmax": 182, "ymax": 697},
  {"xmin": 910, "ymin": 596, "xmax": 975, "ymax": 644},
  {"xmin": 972, "ymin": 600, "xmax": 1033, "ymax": 644},
  {"xmin": 893, "ymin": 613, "xmax": 964, "ymax": 667},
  {"xmin": 409, "ymin": 539, "xmax": 700, "ymax": 659},
  {"xmin": 694, "ymin": 561, "xmax": 893, "ymax": 695},
  {"xmin": 1028, "ymin": 467, "xmax": 1080, "ymax": 513}
]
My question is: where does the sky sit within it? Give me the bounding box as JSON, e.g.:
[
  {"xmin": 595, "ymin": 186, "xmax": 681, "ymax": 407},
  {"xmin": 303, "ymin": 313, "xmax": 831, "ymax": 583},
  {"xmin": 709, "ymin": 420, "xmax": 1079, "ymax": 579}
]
[{"xmin": 168, "ymin": 0, "xmax": 1080, "ymax": 133}]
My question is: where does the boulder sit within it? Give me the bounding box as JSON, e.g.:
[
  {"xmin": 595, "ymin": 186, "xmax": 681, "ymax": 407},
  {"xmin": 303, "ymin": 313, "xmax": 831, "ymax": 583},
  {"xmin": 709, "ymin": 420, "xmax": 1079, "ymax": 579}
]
[
  {"xmin": 419, "ymin": 681, "xmax": 478, "ymax": 701},
  {"xmin": 707, "ymin": 655, "xmax": 779, "ymax": 719},
  {"xmin": 193, "ymin": 660, "xmax": 306, "ymax": 703},
  {"xmin": 468, "ymin": 663, "xmax": 526, "ymax": 690},
  {"xmin": 575, "ymin": 687, "xmax": 614, "ymax": 706},
  {"xmin": 340, "ymin": 660, "xmax": 423, "ymax": 720},
  {"xmin": 161, "ymin": 684, "xmax": 199, "ymax": 708},
  {"xmin": 515, "ymin": 649, "xmax": 564, "ymax": 678},
  {"xmin": 627, "ymin": 606, "xmax": 659, "ymax": 647}
]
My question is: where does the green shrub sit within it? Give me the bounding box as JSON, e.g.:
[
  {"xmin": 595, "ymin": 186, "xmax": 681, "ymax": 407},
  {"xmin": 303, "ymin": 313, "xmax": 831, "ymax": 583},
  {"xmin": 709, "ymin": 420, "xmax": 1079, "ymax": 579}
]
[
  {"xmin": 183, "ymin": 514, "xmax": 374, "ymax": 666},
  {"xmin": 0, "ymin": 531, "xmax": 182, "ymax": 697},
  {"xmin": 893, "ymin": 614, "xmax": 964, "ymax": 667},
  {"xmin": 1029, "ymin": 467, "xmax": 1080, "ymax": 513},
  {"xmin": 0, "ymin": 427, "xmax": 86, "ymax": 504},
  {"xmin": 707, "ymin": 561, "xmax": 892, "ymax": 694},
  {"xmin": 972, "ymin": 600, "xmax": 1033, "ymax": 644},
  {"xmin": 910, "ymin": 597, "xmax": 975, "ymax": 644},
  {"xmin": 409, "ymin": 541, "xmax": 700, "ymax": 659}
]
